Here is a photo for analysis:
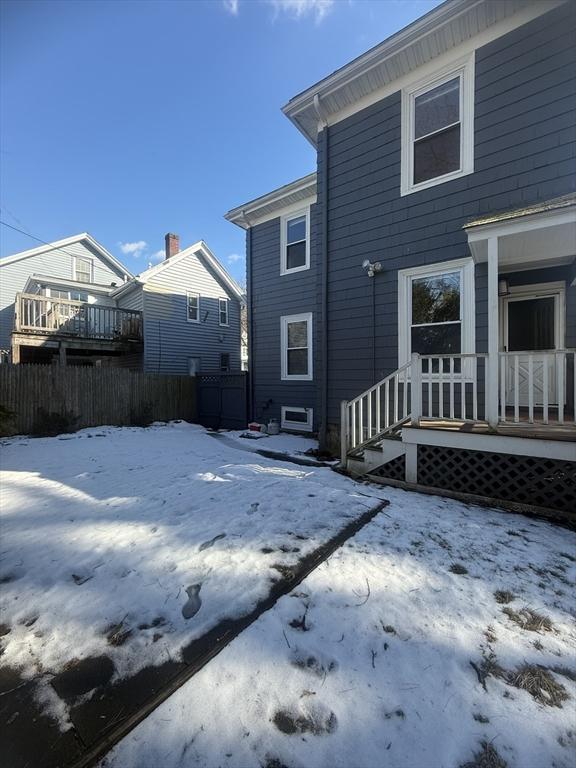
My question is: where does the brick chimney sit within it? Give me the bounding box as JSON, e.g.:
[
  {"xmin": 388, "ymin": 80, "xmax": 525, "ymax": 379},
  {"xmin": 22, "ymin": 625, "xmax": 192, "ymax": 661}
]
[{"xmin": 165, "ymin": 232, "xmax": 180, "ymax": 260}]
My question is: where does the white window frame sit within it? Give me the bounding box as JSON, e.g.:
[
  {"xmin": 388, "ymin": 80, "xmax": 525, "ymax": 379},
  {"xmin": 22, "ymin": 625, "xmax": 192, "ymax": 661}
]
[
  {"xmin": 281, "ymin": 312, "xmax": 313, "ymax": 381},
  {"xmin": 398, "ymin": 258, "xmax": 475, "ymax": 375},
  {"xmin": 186, "ymin": 291, "xmax": 200, "ymax": 323},
  {"xmin": 218, "ymin": 298, "xmax": 229, "ymax": 327},
  {"xmin": 401, "ymin": 53, "xmax": 475, "ymax": 196},
  {"xmin": 73, "ymin": 256, "xmax": 94, "ymax": 283},
  {"xmin": 280, "ymin": 207, "xmax": 310, "ymax": 276},
  {"xmin": 281, "ymin": 406, "xmax": 313, "ymax": 432}
]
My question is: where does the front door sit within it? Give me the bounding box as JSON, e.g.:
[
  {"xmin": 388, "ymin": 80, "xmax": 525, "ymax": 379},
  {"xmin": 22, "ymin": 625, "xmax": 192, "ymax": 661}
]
[{"xmin": 502, "ymin": 290, "xmax": 561, "ymax": 406}]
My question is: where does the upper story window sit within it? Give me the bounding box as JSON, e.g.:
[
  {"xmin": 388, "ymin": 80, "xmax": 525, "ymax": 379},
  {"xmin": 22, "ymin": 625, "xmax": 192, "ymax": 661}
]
[
  {"xmin": 187, "ymin": 292, "xmax": 200, "ymax": 323},
  {"xmin": 281, "ymin": 312, "xmax": 313, "ymax": 381},
  {"xmin": 281, "ymin": 208, "xmax": 310, "ymax": 275},
  {"xmin": 74, "ymin": 256, "xmax": 93, "ymax": 283},
  {"xmin": 219, "ymin": 298, "xmax": 229, "ymax": 326},
  {"xmin": 401, "ymin": 54, "xmax": 474, "ymax": 196}
]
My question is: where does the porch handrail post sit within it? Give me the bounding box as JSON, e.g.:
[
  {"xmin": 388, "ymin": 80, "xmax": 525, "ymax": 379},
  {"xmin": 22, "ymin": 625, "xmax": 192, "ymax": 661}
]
[
  {"xmin": 411, "ymin": 352, "xmax": 421, "ymax": 426},
  {"xmin": 486, "ymin": 236, "xmax": 499, "ymax": 428},
  {"xmin": 340, "ymin": 400, "xmax": 349, "ymax": 466}
]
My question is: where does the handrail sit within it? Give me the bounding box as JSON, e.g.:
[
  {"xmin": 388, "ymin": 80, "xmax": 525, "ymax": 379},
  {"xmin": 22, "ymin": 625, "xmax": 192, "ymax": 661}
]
[
  {"xmin": 14, "ymin": 293, "xmax": 143, "ymax": 341},
  {"xmin": 347, "ymin": 360, "xmax": 411, "ymax": 407}
]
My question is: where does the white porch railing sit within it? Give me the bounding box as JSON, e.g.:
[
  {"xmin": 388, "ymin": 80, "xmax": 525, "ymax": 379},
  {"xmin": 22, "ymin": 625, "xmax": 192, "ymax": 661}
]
[
  {"xmin": 14, "ymin": 293, "xmax": 143, "ymax": 342},
  {"xmin": 341, "ymin": 350, "xmax": 574, "ymax": 462},
  {"xmin": 499, "ymin": 350, "xmax": 575, "ymax": 425}
]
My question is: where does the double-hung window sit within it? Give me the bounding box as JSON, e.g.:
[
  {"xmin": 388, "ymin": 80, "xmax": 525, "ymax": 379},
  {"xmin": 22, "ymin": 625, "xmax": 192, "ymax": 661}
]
[
  {"xmin": 220, "ymin": 353, "xmax": 230, "ymax": 372},
  {"xmin": 398, "ymin": 259, "xmax": 475, "ymax": 373},
  {"xmin": 74, "ymin": 256, "xmax": 93, "ymax": 283},
  {"xmin": 401, "ymin": 55, "xmax": 474, "ymax": 195},
  {"xmin": 281, "ymin": 312, "xmax": 312, "ymax": 381},
  {"xmin": 219, "ymin": 298, "xmax": 229, "ymax": 326},
  {"xmin": 281, "ymin": 209, "xmax": 309, "ymax": 275},
  {"xmin": 187, "ymin": 292, "xmax": 200, "ymax": 322}
]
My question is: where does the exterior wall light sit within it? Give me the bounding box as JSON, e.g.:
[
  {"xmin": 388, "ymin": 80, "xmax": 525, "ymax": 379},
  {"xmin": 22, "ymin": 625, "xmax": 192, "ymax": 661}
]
[{"xmin": 362, "ymin": 259, "xmax": 383, "ymax": 278}]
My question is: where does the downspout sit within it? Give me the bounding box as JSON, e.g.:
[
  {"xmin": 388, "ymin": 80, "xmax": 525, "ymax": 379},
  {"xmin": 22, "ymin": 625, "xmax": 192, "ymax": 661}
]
[
  {"xmin": 240, "ymin": 211, "xmax": 254, "ymax": 422},
  {"xmin": 313, "ymin": 94, "xmax": 330, "ymax": 449}
]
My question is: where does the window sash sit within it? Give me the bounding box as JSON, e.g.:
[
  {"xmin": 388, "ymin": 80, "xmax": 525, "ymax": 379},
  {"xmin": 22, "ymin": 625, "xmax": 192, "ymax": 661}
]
[
  {"xmin": 75, "ymin": 257, "xmax": 93, "ymax": 283},
  {"xmin": 281, "ymin": 209, "xmax": 309, "ymax": 275},
  {"xmin": 187, "ymin": 292, "xmax": 200, "ymax": 322},
  {"xmin": 219, "ymin": 299, "xmax": 229, "ymax": 326},
  {"xmin": 281, "ymin": 313, "xmax": 312, "ymax": 380},
  {"xmin": 219, "ymin": 353, "xmax": 230, "ymax": 372}
]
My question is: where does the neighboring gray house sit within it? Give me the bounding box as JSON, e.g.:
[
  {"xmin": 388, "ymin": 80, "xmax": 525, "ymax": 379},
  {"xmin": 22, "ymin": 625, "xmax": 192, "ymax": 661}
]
[
  {"xmin": 226, "ymin": 0, "xmax": 575, "ymax": 514},
  {"xmin": 115, "ymin": 235, "xmax": 243, "ymax": 375},
  {"xmin": 0, "ymin": 232, "xmax": 243, "ymax": 373}
]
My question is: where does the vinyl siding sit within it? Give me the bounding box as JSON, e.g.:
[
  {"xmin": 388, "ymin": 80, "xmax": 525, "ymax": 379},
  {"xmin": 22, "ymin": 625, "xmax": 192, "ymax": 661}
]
[
  {"xmin": 321, "ymin": 2, "xmax": 576, "ymax": 424},
  {"xmin": 249, "ymin": 203, "xmax": 320, "ymax": 429},
  {"xmin": 141, "ymin": 253, "xmax": 241, "ymax": 376},
  {"xmin": 0, "ymin": 241, "xmax": 126, "ymax": 352},
  {"xmin": 116, "ymin": 286, "xmax": 144, "ymax": 312}
]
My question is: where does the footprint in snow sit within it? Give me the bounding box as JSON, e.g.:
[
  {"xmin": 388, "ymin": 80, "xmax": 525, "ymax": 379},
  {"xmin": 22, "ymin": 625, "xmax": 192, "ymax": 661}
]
[
  {"xmin": 182, "ymin": 584, "xmax": 202, "ymax": 619},
  {"xmin": 199, "ymin": 533, "xmax": 226, "ymax": 552},
  {"xmin": 247, "ymin": 503, "xmax": 259, "ymax": 516}
]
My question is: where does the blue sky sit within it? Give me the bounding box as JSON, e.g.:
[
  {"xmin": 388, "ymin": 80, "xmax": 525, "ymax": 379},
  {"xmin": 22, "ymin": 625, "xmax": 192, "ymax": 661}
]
[{"xmin": 1, "ymin": 0, "xmax": 442, "ymax": 284}]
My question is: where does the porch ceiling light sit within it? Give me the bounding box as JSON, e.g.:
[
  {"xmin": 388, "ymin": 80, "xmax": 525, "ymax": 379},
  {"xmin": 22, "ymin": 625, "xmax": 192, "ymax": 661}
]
[{"xmin": 498, "ymin": 277, "xmax": 510, "ymax": 297}]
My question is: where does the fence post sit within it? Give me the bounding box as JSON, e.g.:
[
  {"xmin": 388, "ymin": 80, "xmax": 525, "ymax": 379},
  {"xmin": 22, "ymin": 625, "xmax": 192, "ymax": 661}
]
[
  {"xmin": 340, "ymin": 400, "xmax": 348, "ymax": 467},
  {"xmin": 411, "ymin": 353, "xmax": 421, "ymax": 426}
]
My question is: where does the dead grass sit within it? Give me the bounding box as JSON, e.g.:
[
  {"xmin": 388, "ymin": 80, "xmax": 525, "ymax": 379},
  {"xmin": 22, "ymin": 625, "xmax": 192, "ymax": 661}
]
[
  {"xmin": 502, "ymin": 606, "xmax": 554, "ymax": 633},
  {"xmin": 507, "ymin": 664, "xmax": 569, "ymax": 708},
  {"xmin": 493, "ymin": 590, "xmax": 515, "ymax": 605},
  {"xmin": 460, "ymin": 741, "xmax": 507, "ymax": 768}
]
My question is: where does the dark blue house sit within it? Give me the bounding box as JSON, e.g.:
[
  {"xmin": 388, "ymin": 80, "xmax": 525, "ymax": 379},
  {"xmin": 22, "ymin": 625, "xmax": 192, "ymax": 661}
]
[{"xmin": 226, "ymin": 0, "xmax": 575, "ymax": 515}]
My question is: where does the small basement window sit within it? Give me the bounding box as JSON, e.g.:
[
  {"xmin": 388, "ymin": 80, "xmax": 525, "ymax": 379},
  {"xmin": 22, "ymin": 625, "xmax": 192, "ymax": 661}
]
[
  {"xmin": 281, "ymin": 406, "xmax": 313, "ymax": 432},
  {"xmin": 281, "ymin": 208, "xmax": 310, "ymax": 275}
]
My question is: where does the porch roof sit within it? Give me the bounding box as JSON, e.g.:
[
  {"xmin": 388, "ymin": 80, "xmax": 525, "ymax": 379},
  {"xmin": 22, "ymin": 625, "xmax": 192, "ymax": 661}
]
[{"xmin": 464, "ymin": 194, "xmax": 576, "ymax": 272}]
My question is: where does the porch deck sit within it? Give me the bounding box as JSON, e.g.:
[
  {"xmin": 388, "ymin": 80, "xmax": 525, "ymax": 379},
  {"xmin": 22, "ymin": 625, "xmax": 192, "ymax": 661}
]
[{"xmin": 414, "ymin": 417, "xmax": 576, "ymax": 442}]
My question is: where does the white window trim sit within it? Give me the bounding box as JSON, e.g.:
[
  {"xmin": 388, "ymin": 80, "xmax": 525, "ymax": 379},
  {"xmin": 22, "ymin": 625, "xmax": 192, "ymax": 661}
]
[
  {"xmin": 73, "ymin": 256, "xmax": 94, "ymax": 283},
  {"xmin": 401, "ymin": 53, "xmax": 475, "ymax": 197},
  {"xmin": 280, "ymin": 207, "xmax": 310, "ymax": 276},
  {"xmin": 219, "ymin": 353, "xmax": 231, "ymax": 372},
  {"xmin": 281, "ymin": 312, "xmax": 313, "ymax": 381},
  {"xmin": 186, "ymin": 291, "xmax": 200, "ymax": 323},
  {"xmin": 281, "ymin": 406, "xmax": 313, "ymax": 432},
  {"xmin": 218, "ymin": 298, "xmax": 229, "ymax": 327},
  {"xmin": 398, "ymin": 258, "xmax": 475, "ymax": 373}
]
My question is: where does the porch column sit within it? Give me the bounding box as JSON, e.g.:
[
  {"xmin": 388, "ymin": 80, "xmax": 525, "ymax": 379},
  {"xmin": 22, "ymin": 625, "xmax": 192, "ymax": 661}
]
[{"xmin": 486, "ymin": 236, "xmax": 499, "ymax": 428}]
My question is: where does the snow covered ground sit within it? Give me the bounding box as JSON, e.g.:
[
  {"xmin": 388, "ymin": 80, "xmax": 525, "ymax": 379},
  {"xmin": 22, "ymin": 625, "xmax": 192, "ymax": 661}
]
[
  {"xmin": 103, "ymin": 486, "xmax": 576, "ymax": 768},
  {"xmin": 0, "ymin": 422, "xmax": 377, "ymax": 726}
]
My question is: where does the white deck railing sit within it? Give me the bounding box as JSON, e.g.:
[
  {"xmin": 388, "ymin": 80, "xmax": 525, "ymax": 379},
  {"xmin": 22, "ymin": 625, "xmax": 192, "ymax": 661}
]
[
  {"xmin": 14, "ymin": 293, "xmax": 143, "ymax": 342},
  {"xmin": 499, "ymin": 350, "xmax": 575, "ymax": 425},
  {"xmin": 341, "ymin": 350, "xmax": 574, "ymax": 461}
]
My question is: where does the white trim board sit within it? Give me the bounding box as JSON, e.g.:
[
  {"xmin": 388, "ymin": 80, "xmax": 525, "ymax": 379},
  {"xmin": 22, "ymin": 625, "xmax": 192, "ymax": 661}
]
[{"xmin": 401, "ymin": 426, "xmax": 576, "ymax": 462}]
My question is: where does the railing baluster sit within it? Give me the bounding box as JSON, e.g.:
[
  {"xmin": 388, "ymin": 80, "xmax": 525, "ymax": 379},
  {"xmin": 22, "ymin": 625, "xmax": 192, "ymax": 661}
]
[
  {"xmin": 514, "ymin": 355, "xmax": 520, "ymax": 423},
  {"xmin": 402, "ymin": 368, "xmax": 408, "ymax": 420},
  {"xmin": 376, "ymin": 383, "xmax": 381, "ymax": 433},
  {"xmin": 449, "ymin": 357, "xmax": 454, "ymax": 419},
  {"xmin": 367, "ymin": 390, "xmax": 372, "ymax": 439},
  {"xmin": 385, "ymin": 380, "xmax": 390, "ymax": 430},
  {"xmin": 351, "ymin": 401, "xmax": 356, "ymax": 448},
  {"xmin": 438, "ymin": 358, "xmax": 444, "ymax": 420},
  {"xmin": 543, "ymin": 355, "xmax": 549, "ymax": 425},
  {"xmin": 528, "ymin": 355, "xmax": 534, "ymax": 423},
  {"xmin": 557, "ymin": 351, "xmax": 564, "ymax": 424},
  {"xmin": 359, "ymin": 397, "xmax": 364, "ymax": 443},
  {"xmin": 500, "ymin": 355, "xmax": 506, "ymax": 422},
  {"xmin": 427, "ymin": 368, "xmax": 432, "ymax": 418},
  {"xmin": 394, "ymin": 374, "xmax": 398, "ymax": 424}
]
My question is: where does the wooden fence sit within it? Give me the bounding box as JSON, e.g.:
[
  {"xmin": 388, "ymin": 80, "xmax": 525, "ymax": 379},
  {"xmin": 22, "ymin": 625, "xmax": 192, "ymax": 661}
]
[{"xmin": 0, "ymin": 364, "xmax": 197, "ymax": 436}]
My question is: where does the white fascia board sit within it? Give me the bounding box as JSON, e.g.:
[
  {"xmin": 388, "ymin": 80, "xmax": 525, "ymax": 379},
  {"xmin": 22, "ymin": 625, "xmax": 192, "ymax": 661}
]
[
  {"xmin": 0, "ymin": 232, "xmax": 133, "ymax": 279},
  {"xmin": 26, "ymin": 274, "xmax": 116, "ymax": 293},
  {"xmin": 283, "ymin": 0, "xmax": 565, "ymax": 144},
  {"xmin": 225, "ymin": 174, "xmax": 317, "ymax": 229},
  {"xmin": 136, "ymin": 241, "xmax": 243, "ymax": 301}
]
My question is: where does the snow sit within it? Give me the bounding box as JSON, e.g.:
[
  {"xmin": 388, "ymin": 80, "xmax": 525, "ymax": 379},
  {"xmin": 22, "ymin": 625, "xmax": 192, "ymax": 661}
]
[
  {"xmin": 222, "ymin": 429, "xmax": 321, "ymax": 458},
  {"xmin": 102, "ymin": 485, "xmax": 576, "ymax": 768},
  {"xmin": 0, "ymin": 422, "xmax": 376, "ymax": 727}
]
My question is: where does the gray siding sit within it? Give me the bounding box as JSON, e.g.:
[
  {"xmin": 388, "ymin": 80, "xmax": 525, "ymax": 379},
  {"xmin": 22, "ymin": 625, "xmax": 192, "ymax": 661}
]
[
  {"xmin": 141, "ymin": 254, "xmax": 242, "ymax": 376},
  {"xmin": 321, "ymin": 2, "xmax": 576, "ymax": 425},
  {"xmin": 117, "ymin": 286, "xmax": 144, "ymax": 312},
  {"xmin": 0, "ymin": 241, "xmax": 125, "ymax": 351},
  {"xmin": 250, "ymin": 203, "xmax": 320, "ymax": 429}
]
